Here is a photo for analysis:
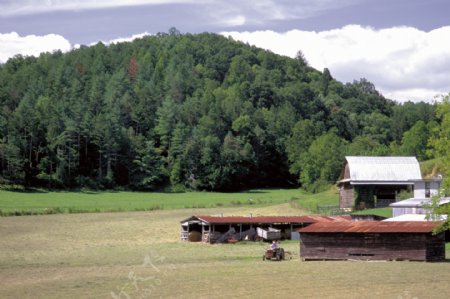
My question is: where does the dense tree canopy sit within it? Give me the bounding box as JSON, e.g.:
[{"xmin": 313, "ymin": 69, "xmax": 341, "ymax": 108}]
[
  {"xmin": 426, "ymin": 94, "xmax": 450, "ymax": 233},
  {"xmin": 0, "ymin": 31, "xmax": 441, "ymax": 191}
]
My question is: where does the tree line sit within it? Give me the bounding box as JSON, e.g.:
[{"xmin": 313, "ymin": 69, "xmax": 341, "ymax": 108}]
[{"xmin": 0, "ymin": 31, "xmax": 446, "ymax": 191}]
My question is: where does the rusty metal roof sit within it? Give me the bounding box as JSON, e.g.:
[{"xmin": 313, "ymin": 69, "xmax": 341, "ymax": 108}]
[
  {"xmin": 180, "ymin": 215, "xmax": 351, "ymax": 224},
  {"xmin": 298, "ymin": 221, "xmax": 441, "ymax": 233}
]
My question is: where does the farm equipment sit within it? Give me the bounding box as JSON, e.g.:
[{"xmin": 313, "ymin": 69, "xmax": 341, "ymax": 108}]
[
  {"xmin": 263, "ymin": 247, "xmax": 285, "ymax": 261},
  {"xmin": 257, "ymin": 227, "xmax": 281, "ymax": 241},
  {"xmin": 213, "ymin": 227, "xmax": 257, "ymax": 243}
]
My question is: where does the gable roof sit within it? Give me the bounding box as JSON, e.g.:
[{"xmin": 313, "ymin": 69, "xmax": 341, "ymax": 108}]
[
  {"xmin": 298, "ymin": 221, "xmax": 441, "ymax": 233},
  {"xmin": 339, "ymin": 156, "xmax": 422, "ymax": 184},
  {"xmin": 180, "ymin": 215, "xmax": 351, "ymax": 225}
]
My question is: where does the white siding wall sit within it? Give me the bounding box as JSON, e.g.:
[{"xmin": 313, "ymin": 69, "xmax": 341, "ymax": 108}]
[
  {"xmin": 413, "ymin": 180, "xmax": 440, "ymax": 198},
  {"xmin": 393, "ymin": 207, "xmax": 430, "ymax": 217},
  {"xmin": 414, "ymin": 181, "xmax": 426, "ymax": 198}
]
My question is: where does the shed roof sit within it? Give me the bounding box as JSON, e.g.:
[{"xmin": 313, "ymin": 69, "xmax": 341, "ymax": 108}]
[
  {"xmin": 298, "ymin": 221, "xmax": 441, "ymax": 233},
  {"xmin": 180, "ymin": 215, "xmax": 351, "ymax": 225},
  {"xmin": 339, "ymin": 156, "xmax": 421, "ymax": 183},
  {"xmin": 390, "ymin": 197, "xmax": 450, "ymax": 208},
  {"xmin": 383, "ymin": 214, "xmax": 448, "ymax": 221}
]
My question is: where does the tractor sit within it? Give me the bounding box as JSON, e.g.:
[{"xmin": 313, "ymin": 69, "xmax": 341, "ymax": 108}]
[{"xmin": 263, "ymin": 247, "xmax": 285, "ymax": 261}]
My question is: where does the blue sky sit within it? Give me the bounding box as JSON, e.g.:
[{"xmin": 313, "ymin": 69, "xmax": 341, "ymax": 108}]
[{"xmin": 1, "ymin": 0, "xmax": 449, "ymax": 103}]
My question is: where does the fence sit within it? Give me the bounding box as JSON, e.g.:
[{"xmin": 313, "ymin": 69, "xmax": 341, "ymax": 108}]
[{"xmin": 316, "ymin": 204, "xmax": 349, "ymax": 215}]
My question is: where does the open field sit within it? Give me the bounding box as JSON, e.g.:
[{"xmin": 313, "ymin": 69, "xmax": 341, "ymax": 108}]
[
  {"xmin": 1, "ymin": 204, "xmax": 449, "ymax": 299},
  {"xmin": 0, "ymin": 188, "xmax": 338, "ymax": 216},
  {"xmin": 291, "ymin": 187, "xmax": 339, "ymax": 212}
]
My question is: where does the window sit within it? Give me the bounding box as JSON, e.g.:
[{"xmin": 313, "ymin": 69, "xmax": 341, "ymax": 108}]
[{"xmin": 425, "ymin": 182, "xmax": 431, "ymax": 198}]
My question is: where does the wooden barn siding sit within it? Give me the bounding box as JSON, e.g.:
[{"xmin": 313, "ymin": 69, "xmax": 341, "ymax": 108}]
[
  {"xmin": 426, "ymin": 233, "xmax": 446, "ymax": 262},
  {"xmin": 343, "ymin": 164, "xmax": 350, "ymax": 180},
  {"xmin": 339, "ymin": 184, "xmax": 354, "ymax": 209},
  {"xmin": 300, "ymin": 232, "xmax": 445, "ymax": 262}
]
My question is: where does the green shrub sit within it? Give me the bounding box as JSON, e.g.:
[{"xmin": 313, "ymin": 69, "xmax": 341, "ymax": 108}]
[{"xmin": 171, "ymin": 184, "xmax": 186, "ymax": 193}]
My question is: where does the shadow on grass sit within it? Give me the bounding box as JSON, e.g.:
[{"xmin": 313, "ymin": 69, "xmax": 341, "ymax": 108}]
[
  {"xmin": 1, "ymin": 187, "xmax": 49, "ymax": 193},
  {"xmin": 79, "ymin": 190, "xmax": 101, "ymax": 195},
  {"xmin": 0, "ymin": 187, "xmax": 124, "ymax": 195},
  {"xmin": 243, "ymin": 190, "xmax": 269, "ymax": 194}
]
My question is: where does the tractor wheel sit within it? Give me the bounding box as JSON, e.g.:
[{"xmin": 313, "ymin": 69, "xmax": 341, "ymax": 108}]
[{"xmin": 280, "ymin": 249, "xmax": 285, "ymax": 260}]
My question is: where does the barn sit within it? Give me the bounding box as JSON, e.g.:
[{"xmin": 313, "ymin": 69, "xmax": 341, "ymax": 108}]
[
  {"xmin": 338, "ymin": 156, "xmax": 422, "ymax": 210},
  {"xmin": 299, "ymin": 221, "xmax": 445, "ymax": 262},
  {"xmin": 180, "ymin": 215, "xmax": 350, "ymax": 243}
]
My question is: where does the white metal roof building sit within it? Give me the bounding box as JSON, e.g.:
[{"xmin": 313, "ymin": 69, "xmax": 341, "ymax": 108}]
[
  {"xmin": 338, "ymin": 156, "xmax": 423, "ymax": 210},
  {"xmin": 390, "ymin": 197, "xmax": 450, "ymax": 217},
  {"xmin": 390, "ymin": 197, "xmax": 450, "ymax": 208},
  {"xmin": 338, "ymin": 156, "xmax": 422, "ymax": 184},
  {"xmin": 383, "ymin": 214, "xmax": 448, "ymax": 222}
]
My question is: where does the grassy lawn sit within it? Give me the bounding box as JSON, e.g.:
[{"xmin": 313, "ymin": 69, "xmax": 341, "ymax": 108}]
[
  {"xmin": 352, "ymin": 207, "xmax": 393, "ymax": 218},
  {"xmin": 0, "ymin": 187, "xmax": 340, "ymax": 216},
  {"xmin": 0, "ymin": 205, "xmax": 449, "ymax": 299},
  {"xmin": 0, "ymin": 188, "xmax": 307, "ymax": 216},
  {"xmin": 291, "ymin": 187, "xmax": 339, "ymax": 212}
]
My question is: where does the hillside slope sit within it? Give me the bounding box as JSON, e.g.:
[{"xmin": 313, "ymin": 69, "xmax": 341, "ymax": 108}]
[{"xmin": 0, "ymin": 32, "xmax": 436, "ymax": 191}]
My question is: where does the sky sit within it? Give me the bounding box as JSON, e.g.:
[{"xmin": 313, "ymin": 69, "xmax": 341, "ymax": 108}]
[{"xmin": 1, "ymin": 0, "xmax": 449, "ymax": 103}]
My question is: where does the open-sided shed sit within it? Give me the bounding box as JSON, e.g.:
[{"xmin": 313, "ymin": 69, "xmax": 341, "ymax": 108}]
[
  {"xmin": 299, "ymin": 221, "xmax": 445, "ymax": 262},
  {"xmin": 180, "ymin": 215, "xmax": 350, "ymax": 243}
]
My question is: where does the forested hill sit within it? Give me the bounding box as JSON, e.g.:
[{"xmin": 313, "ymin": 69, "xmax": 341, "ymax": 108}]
[{"xmin": 0, "ymin": 31, "xmax": 438, "ymax": 191}]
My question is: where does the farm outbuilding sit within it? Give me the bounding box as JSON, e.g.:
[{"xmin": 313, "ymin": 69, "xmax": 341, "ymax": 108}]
[
  {"xmin": 180, "ymin": 215, "xmax": 350, "ymax": 243},
  {"xmin": 338, "ymin": 156, "xmax": 422, "ymax": 210},
  {"xmin": 390, "ymin": 197, "xmax": 450, "ymax": 217},
  {"xmin": 299, "ymin": 221, "xmax": 445, "ymax": 262}
]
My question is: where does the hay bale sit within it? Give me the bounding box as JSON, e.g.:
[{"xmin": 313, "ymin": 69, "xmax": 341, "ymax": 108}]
[{"xmin": 188, "ymin": 231, "xmax": 202, "ymax": 242}]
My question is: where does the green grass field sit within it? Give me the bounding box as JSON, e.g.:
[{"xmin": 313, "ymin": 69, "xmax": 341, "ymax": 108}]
[
  {"xmin": 0, "ymin": 188, "xmax": 338, "ymax": 216},
  {"xmin": 287, "ymin": 187, "xmax": 339, "ymax": 212},
  {"xmin": 352, "ymin": 207, "xmax": 393, "ymax": 218},
  {"xmin": 0, "ymin": 205, "xmax": 449, "ymax": 299}
]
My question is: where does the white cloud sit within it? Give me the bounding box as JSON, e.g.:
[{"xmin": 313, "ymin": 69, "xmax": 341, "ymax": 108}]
[
  {"xmin": 221, "ymin": 25, "xmax": 450, "ymax": 103},
  {"xmin": 220, "ymin": 15, "xmax": 246, "ymax": 27},
  {"xmin": 384, "ymin": 89, "xmax": 444, "ymax": 104},
  {"xmin": 0, "ymin": 0, "xmax": 365, "ymax": 23},
  {"xmin": 0, "ymin": 32, "xmax": 71, "ymax": 63},
  {"xmin": 0, "ymin": 0, "xmax": 203, "ymax": 16},
  {"xmin": 104, "ymin": 32, "xmax": 152, "ymax": 45},
  {"xmin": 200, "ymin": 0, "xmax": 362, "ymax": 27}
]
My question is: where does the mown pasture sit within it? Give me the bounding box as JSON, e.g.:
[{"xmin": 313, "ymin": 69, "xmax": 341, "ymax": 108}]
[
  {"xmin": 1, "ymin": 203, "xmax": 449, "ymax": 299},
  {"xmin": 0, "ymin": 188, "xmax": 328, "ymax": 216}
]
